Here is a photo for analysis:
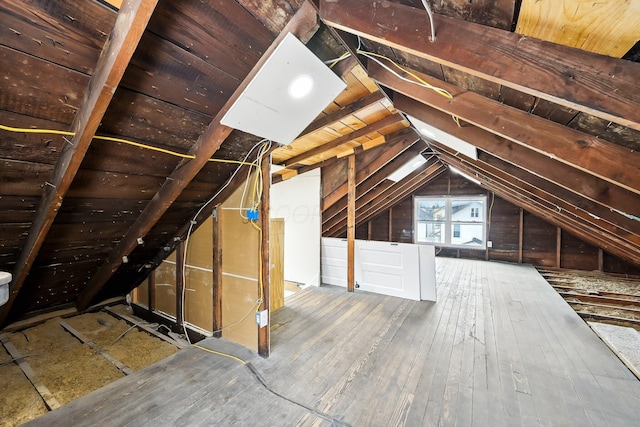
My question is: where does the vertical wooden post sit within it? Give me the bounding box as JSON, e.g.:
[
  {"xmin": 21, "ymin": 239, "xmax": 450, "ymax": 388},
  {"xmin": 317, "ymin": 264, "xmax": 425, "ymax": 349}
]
[
  {"xmin": 388, "ymin": 208, "xmax": 393, "ymax": 242},
  {"xmin": 598, "ymin": 248, "xmax": 604, "ymax": 272},
  {"xmin": 258, "ymin": 155, "xmax": 271, "ymax": 358},
  {"xmin": 175, "ymin": 241, "xmax": 185, "ymax": 332},
  {"xmin": 147, "ymin": 269, "xmax": 156, "ymax": 314},
  {"xmin": 212, "ymin": 208, "xmax": 222, "ymax": 337},
  {"xmin": 556, "ymin": 227, "xmax": 562, "ymax": 268},
  {"xmin": 347, "ymin": 154, "xmax": 356, "ymax": 292},
  {"xmin": 367, "ymin": 221, "xmax": 372, "ymax": 240},
  {"xmin": 518, "ymin": 208, "xmax": 524, "ymax": 264}
]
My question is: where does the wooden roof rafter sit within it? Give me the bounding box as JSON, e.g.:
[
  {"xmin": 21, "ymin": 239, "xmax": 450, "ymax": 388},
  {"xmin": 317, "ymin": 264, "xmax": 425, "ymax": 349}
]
[
  {"xmin": 324, "ymin": 158, "xmax": 446, "ymax": 236},
  {"xmin": 76, "ymin": 0, "xmax": 321, "ymax": 310},
  {"xmin": 395, "ymin": 95, "xmax": 640, "ymax": 233},
  {"xmin": 434, "ymin": 149, "xmax": 640, "ymax": 266},
  {"xmin": 370, "ymin": 61, "xmax": 640, "ymax": 197},
  {"xmin": 319, "ymin": 0, "xmax": 640, "ymax": 131},
  {"xmin": 0, "ymin": 0, "xmax": 159, "ymax": 325}
]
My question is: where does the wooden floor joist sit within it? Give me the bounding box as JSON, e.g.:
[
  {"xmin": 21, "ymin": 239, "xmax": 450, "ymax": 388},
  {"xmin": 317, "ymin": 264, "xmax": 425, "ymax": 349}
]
[
  {"xmin": 59, "ymin": 320, "xmax": 134, "ymax": 376},
  {"xmin": 0, "ymin": 334, "xmax": 61, "ymax": 411},
  {"xmin": 103, "ymin": 307, "xmax": 186, "ymax": 349}
]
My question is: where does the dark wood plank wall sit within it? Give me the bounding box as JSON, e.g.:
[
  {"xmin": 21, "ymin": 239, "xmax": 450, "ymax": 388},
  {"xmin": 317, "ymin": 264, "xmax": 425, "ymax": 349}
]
[{"xmin": 341, "ymin": 170, "xmax": 640, "ymax": 276}]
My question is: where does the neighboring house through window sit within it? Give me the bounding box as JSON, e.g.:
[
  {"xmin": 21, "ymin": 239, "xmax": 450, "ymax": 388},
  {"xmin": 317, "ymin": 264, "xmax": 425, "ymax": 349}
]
[{"xmin": 414, "ymin": 196, "xmax": 486, "ymax": 249}]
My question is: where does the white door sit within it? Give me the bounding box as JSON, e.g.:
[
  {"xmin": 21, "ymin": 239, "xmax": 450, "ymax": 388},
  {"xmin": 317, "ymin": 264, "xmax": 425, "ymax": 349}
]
[
  {"xmin": 320, "ymin": 237, "xmax": 348, "ymax": 287},
  {"xmin": 355, "ymin": 241, "xmax": 421, "ymax": 301}
]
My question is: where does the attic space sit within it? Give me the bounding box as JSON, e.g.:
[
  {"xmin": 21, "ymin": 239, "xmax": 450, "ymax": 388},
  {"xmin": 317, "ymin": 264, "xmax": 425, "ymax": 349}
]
[{"xmin": 1, "ymin": 0, "xmax": 640, "ymax": 426}]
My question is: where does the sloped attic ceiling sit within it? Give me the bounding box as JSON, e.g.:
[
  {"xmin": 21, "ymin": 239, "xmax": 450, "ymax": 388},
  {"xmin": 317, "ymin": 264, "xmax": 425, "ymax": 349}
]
[
  {"xmin": 314, "ymin": 0, "xmax": 640, "ymax": 268},
  {"xmin": 1, "ymin": 0, "xmax": 639, "ymax": 326}
]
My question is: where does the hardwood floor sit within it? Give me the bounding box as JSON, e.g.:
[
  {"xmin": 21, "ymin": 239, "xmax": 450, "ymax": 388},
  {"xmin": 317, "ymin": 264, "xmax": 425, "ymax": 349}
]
[{"xmin": 26, "ymin": 258, "xmax": 640, "ymax": 426}]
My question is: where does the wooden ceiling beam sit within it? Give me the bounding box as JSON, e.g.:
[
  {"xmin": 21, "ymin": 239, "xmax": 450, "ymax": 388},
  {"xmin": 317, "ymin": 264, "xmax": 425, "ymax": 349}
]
[
  {"xmin": 76, "ymin": 0, "xmax": 320, "ymax": 310},
  {"xmin": 395, "ymin": 95, "xmax": 640, "ymax": 223},
  {"xmin": 297, "ymin": 91, "xmax": 386, "ymax": 139},
  {"xmin": 0, "ymin": 0, "xmax": 159, "ymax": 326},
  {"xmin": 283, "ymin": 112, "xmax": 404, "ymax": 167},
  {"xmin": 370, "ymin": 61, "xmax": 640, "ymax": 196},
  {"xmin": 319, "ymin": 0, "xmax": 640, "ymax": 131}
]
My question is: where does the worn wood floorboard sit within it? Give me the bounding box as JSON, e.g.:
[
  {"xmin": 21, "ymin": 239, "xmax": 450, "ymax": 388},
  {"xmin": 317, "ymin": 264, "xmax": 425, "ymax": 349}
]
[{"xmin": 25, "ymin": 258, "xmax": 640, "ymax": 426}]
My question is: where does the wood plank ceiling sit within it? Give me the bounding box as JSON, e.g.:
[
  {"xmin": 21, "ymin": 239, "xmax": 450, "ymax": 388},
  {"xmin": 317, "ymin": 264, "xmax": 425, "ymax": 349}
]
[{"xmin": 0, "ymin": 0, "xmax": 639, "ymax": 325}]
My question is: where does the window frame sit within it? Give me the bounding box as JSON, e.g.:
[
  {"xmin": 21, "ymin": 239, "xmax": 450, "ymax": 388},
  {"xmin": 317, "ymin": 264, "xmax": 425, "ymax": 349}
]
[{"xmin": 413, "ymin": 195, "xmax": 487, "ymax": 250}]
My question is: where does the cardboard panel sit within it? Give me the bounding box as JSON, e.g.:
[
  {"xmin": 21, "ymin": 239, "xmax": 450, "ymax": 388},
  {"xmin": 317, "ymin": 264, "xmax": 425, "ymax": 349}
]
[
  {"xmin": 154, "ymin": 261, "xmax": 177, "ymax": 317},
  {"xmin": 270, "ymin": 218, "xmax": 284, "ymax": 312},
  {"xmin": 184, "ymin": 266, "xmax": 213, "ymax": 331}
]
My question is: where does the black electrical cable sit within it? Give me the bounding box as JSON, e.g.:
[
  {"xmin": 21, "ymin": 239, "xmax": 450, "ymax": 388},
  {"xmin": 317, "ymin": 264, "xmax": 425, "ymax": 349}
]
[{"xmin": 245, "ymin": 362, "xmax": 351, "ymax": 427}]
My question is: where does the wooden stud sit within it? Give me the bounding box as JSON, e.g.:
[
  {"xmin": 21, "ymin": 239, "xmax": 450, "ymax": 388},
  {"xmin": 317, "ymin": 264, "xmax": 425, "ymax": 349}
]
[
  {"xmin": 175, "ymin": 241, "xmax": 185, "ymax": 331},
  {"xmin": 104, "ymin": 306, "xmax": 186, "ymax": 348},
  {"xmin": 367, "ymin": 220, "xmax": 372, "ymax": 240},
  {"xmin": 388, "ymin": 208, "xmax": 393, "ymax": 242},
  {"xmin": 598, "ymin": 248, "xmax": 604, "ymax": 272},
  {"xmin": 148, "ymin": 269, "xmax": 156, "ymax": 313},
  {"xmin": 258, "ymin": 152, "xmax": 271, "ymax": 358},
  {"xmin": 519, "ymin": 208, "xmax": 524, "ymax": 264},
  {"xmin": 212, "ymin": 208, "xmax": 222, "ymax": 337},
  {"xmin": 556, "ymin": 227, "xmax": 562, "ymax": 269},
  {"xmin": 347, "ymin": 154, "xmax": 356, "ymax": 292},
  {"xmin": 2, "ymin": 0, "xmax": 159, "ymax": 326}
]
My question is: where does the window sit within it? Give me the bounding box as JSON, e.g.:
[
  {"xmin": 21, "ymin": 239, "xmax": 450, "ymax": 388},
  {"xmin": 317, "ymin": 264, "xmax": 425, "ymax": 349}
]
[{"xmin": 414, "ymin": 196, "xmax": 486, "ymax": 249}]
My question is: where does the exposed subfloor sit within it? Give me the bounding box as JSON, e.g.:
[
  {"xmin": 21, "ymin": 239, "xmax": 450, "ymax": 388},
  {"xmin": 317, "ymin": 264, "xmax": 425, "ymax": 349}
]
[{"xmin": 25, "ymin": 258, "xmax": 640, "ymax": 426}]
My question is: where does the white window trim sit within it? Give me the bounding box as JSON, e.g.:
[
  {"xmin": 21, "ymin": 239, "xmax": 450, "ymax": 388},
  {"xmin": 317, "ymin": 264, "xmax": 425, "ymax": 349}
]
[{"xmin": 414, "ymin": 195, "xmax": 487, "ymax": 250}]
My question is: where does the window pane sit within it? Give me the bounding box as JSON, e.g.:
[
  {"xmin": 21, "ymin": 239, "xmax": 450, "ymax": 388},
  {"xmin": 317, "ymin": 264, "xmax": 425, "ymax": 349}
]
[
  {"xmin": 451, "ymin": 199, "xmax": 483, "ymax": 222},
  {"xmin": 451, "ymin": 223, "xmax": 484, "ymax": 246},
  {"xmin": 417, "ymin": 221, "xmax": 445, "ymax": 243},
  {"xmin": 417, "ymin": 199, "xmax": 446, "ymax": 221}
]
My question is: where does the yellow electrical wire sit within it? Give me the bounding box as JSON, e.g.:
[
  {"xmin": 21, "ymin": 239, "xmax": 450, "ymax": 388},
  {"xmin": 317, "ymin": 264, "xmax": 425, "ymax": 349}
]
[
  {"xmin": 356, "ymin": 50, "xmax": 453, "ymax": 99},
  {"xmin": 192, "ymin": 344, "xmax": 247, "ymax": 365},
  {"xmin": 0, "ymin": 123, "xmax": 257, "ymax": 166}
]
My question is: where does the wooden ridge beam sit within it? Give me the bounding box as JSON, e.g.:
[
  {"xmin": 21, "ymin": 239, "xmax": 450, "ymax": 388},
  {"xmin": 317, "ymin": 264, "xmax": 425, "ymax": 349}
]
[
  {"xmin": 320, "ymin": 0, "xmax": 640, "ymax": 131},
  {"xmin": 369, "ymin": 60, "xmax": 640, "ymax": 196},
  {"xmin": 283, "ymin": 112, "xmax": 404, "ymax": 167},
  {"xmin": 1, "ymin": 0, "xmax": 159, "ymax": 326},
  {"xmin": 322, "ymin": 128, "xmax": 420, "ymax": 210},
  {"xmin": 76, "ymin": 1, "xmax": 320, "ymax": 310},
  {"xmin": 394, "ymin": 95, "xmax": 640, "ymax": 228}
]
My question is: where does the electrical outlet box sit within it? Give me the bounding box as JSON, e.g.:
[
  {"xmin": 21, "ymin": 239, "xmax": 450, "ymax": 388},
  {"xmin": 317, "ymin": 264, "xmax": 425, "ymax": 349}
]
[
  {"xmin": 247, "ymin": 209, "xmax": 259, "ymax": 221},
  {"xmin": 255, "ymin": 309, "xmax": 268, "ymax": 328},
  {"xmin": 487, "ymin": 241, "xmax": 493, "ymax": 248}
]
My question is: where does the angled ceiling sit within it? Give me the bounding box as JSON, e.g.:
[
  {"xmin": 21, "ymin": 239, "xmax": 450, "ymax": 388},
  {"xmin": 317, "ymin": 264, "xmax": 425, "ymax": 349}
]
[{"xmin": 0, "ymin": 0, "xmax": 639, "ymax": 326}]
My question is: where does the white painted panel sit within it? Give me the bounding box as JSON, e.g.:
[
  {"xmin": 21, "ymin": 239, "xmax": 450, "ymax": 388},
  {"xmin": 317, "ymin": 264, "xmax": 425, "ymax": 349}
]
[
  {"xmin": 355, "ymin": 241, "xmax": 421, "ymax": 300},
  {"xmin": 321, "ymin": 237, "xmax": 347, "ymax": 287},
  {"xmin": 419, "ymin": 245, "xmax": 437, "ymax": 301},
  {"xmin": 271, "ymin": 169, "xmax": 321, "ymax": 286}
]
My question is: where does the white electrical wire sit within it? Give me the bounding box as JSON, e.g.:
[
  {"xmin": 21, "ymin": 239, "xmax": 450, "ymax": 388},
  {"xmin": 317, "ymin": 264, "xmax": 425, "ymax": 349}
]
[
  {"xmin": 179, "ymin": 138, "xmax": 269, "ymax": 343},
  {"xmin": 420, "ymin": 0, "xmax": 436, "ymax": 42}
]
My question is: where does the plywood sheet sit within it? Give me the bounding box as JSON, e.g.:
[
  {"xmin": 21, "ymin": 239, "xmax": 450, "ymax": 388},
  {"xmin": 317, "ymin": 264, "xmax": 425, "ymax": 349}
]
[
  {"xmin": 516, "ymin": 0, "xmax": 640, "ymax": 58},
  {"xmin": 184, "ymin": 266, "xmax": 213, "ymax": 331}
]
